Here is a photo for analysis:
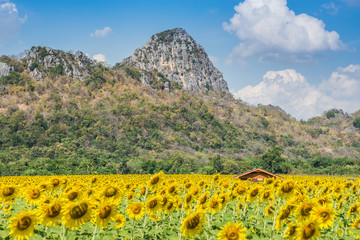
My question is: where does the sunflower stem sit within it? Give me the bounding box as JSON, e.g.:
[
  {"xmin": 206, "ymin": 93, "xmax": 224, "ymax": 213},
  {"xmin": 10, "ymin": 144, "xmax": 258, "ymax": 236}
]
[{"xmin": 91, "ymin": 225, "xmax": 98, "ymax": 240}]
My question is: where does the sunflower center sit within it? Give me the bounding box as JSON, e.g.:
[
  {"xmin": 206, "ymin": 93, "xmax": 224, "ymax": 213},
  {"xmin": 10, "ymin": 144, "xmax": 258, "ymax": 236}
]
[
  {"xmin": 250, "ymin": 189, "xmax": 258, "ymax": 197},
  {"xmin": 3, "ymin": 187, "xmax": 15, "ymax": 196},
  {"xmin": 226, "ymin": 228, "xmax": 239, "ymax": 240},
  {"xmin": 210, "ymin": 200, "xmax": 218, "ymax": 208},
  {"xmin": 186, "ymin": 214, "xmax": 200, "ymax": 229},
  {"xmin": 281, "ymin": 183, "xmax": 294, "ymax": 193},
  {"xmin": 263, "ymin": 192, "xmax": 270, "ymax": 198},
  {"xmin": 131, "ymin": 205, "xmax": 141, "ymax": 214},
  {"xmin": 17, "ymin": 216, "xmax": 32, "ymax": 231},
  {"xmin": 320, "ymin": 210, "xmax": 329, "ymax": 220},
  {"xmin": 351, "ymin": 206, "xmax": 358, "ymax": 213},
  {"xmin": 100, "ymin": 205, "xmax": 112, "ymax": 219},
  {"xmin": 267, "ymin": 206, "xmax": 275, "ymax": 214},
  {"xmin": 220, "ymin": 196, "xmax": 226, "ymax": 203},
  {"xmin": 168, "ymin": 186, "xmax": 175, "ymax": 193},
  {"xmin": 30, "ymin": 189, "xmax": 40, "ymax": 199},
  {"xmin": 149, "ymin": 199, "xmax": 158, "ymax": 209},
  {"xmin": 48, "ymin": 204, "xmax": 61, "ymax": 218},
  {"xmin": 355, "ymin": 221, "xmax": 360, "ymax": 230},
  {"xmin": 150, "ymin": 176, "xmax": 159, "ymax": 185},
  {"xmin": 237, "ymin": 187, "xmax": 245, "ymax": 194},
  {"xmin": 301, "ymin": 204, "xmax": 312, "ymax": 216},
  {"xmin": 68, "ymin": 192, "xmax": 78, "ymax": 201},
  {"xmin": 167, "ymin": 202, "xmax": 174, "ymax": 210},
  {"xmin": 200, "ymin": 196, "xmax": 207, "ymax": 204},
  {"xmin": 105, "ymin": 187, "xmax": 117, "ymax": 197},
  {"xmin": 280, "ymin": 208, "xmax": 291, "ymax": 220},
  {"xmin": 116, "ymin": 218, "xmax": 123, "ymax": 224},
  {"xmin": 70, "ymin": 203, "xmax": 88, "ymax": 219},
  {"xmin": 289, "ymin": 226, "xmax": 297, "ymax": 236},
  {"xmin": 186, "ymin": 195, "xmax": 192, "ymax": 203},
  {"xmin": 303, "ymin": 223, "xmax": 316, "ymax": 239},
  {"xmin": 52, "ymin": 179, "xmax": 60, "ymax": 187}
]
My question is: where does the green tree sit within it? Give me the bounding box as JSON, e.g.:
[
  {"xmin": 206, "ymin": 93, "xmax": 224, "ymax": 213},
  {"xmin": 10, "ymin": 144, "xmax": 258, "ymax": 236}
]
[
  {"xmin": 353, "ymin": 117, "xmax": 360, "ymax": 129},
  {"xmin": 261, "ymin": 147, "xmax": 287, "ymax": 173}
]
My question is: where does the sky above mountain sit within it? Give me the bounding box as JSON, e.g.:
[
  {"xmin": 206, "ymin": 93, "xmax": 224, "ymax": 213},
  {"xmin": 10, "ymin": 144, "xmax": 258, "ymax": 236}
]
[{"xmin": 1, "ymin": 0, "xmax": 359, "ymax": 120}]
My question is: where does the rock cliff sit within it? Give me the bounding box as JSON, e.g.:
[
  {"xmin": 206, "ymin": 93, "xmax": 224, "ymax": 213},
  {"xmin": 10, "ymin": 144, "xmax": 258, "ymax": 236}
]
[
  {"xmin": 119, "ymin": 28, "xmax": 228, "ymax": 92},
  {"xmin": 24, "ymin": 47, "xmax": 95, "ymax": 82}
]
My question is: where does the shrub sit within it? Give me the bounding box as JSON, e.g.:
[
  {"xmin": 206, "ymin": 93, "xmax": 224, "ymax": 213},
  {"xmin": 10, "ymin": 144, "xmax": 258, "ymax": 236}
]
[
  {"xmin": 29, "ymin": 62, "xmax": 39, "ymax": 71},
  {"xmin": 353, "ymin": 117, "xmax": 360, "ymax": 129}
]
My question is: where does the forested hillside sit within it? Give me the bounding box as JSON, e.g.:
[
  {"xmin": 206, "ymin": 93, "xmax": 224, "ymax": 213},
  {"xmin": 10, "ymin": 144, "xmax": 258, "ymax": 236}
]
[{"xmin": 1, "ymin": 30, "xmax": 360, "ymax": 176}]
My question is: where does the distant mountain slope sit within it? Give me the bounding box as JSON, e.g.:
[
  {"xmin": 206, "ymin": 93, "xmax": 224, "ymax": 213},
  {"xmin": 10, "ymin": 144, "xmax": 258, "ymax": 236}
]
[{"xmin": 0, "ymin": 28, "xmax": 359, "ymax": 176}]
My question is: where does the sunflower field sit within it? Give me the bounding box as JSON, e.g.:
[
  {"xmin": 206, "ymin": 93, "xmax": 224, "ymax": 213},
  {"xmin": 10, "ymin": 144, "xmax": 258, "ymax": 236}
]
[{"xmin": 1, "ymin": 172, "xmax": 360, "ymax": 240}]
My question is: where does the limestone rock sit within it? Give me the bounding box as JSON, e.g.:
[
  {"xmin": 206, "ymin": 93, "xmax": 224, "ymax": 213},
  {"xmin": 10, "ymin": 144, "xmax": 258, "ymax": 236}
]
[
  {"xmin": 0, "ymin": 62, "xmax": 11, "ymax": 77},
  {"xmin": 119, "ymin": 28, "xmax": 228, "ymax": 92},
  {"xmin": 24, "ymin": 46, "xmax": 95, "ymax": 81}
]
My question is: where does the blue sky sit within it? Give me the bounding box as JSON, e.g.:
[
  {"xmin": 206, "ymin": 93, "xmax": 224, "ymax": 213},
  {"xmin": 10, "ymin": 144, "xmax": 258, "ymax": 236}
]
[{"xmin": 1, "ymin": 0, "xmax": 360, "ymax": 119}]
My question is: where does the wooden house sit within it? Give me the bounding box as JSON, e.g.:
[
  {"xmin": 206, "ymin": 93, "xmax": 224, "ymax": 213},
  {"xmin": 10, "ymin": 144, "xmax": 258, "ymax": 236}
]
[{"xmin": 232, "ymin": 168, "xmax": 284, "ymax": 182}]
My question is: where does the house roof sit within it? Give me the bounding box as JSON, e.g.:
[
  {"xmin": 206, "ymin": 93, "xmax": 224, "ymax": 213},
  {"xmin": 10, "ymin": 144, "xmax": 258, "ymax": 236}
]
[{"xmin": 232, "ymin": 168, "xmax": 284, "ymax": 179}]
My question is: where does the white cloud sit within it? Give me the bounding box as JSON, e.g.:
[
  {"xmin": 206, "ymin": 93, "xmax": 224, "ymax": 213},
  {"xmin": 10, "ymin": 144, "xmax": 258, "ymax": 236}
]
[
  {"xmin": 233, "ymin": 66, "xmax": 360, "ymax": 120},
  {"xmin": 0, "ymin": 1, "xmax": 26, "ymax": 42},
  {"xmin": 321, "ymin": 2, "xmax": 339, "ymax": 15},
  {"xmin": 90, "ymin": 26, "xmax": 112, "ymax": 38},
  {"xmin": 223, "ymin": 0, "xmax": 345, "ymax": 62},
  {"xmin": 93, "ymin": 54, "xmax": 107, "ymax": 63}
]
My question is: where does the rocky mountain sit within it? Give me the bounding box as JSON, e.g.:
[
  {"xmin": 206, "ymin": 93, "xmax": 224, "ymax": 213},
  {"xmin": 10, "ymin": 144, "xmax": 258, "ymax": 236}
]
[
  {"xmin": 0, "ymin": 28, "xmax": 360, "ymax": 176},
  {"xmin": 119, "ymin": 28, "xmax": 228, "ymax": 92},
  {"xmin": 24, "ymin": 46, "xmax": 96, "ymax": 82}
]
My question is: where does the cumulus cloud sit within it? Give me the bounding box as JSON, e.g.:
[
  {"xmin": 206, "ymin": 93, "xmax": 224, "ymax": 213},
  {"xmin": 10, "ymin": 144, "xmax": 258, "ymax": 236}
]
[
  {"xmin": 90, "ymin": 26, "xmax": 112, "ymax": 38},
  {"xmin": 93, "ymin": 54, "xmax": 107, "ymax": 63},
  {"xmin": 233, "ymin": 65, "xmax": 360, "ymax": 120},
  {"xmin": 0, "ymin": 1, "xmax": 26, "ymax": 42},
  {"xmin": 223, "ymin": 0, "xmax": 344, "ymax": 62}
]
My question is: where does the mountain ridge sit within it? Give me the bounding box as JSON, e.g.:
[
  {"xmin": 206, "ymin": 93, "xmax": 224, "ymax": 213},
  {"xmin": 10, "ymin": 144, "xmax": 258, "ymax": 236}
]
[{"xmin": 0, "ymin": 28, "xmax": 359, "ymax": 176}]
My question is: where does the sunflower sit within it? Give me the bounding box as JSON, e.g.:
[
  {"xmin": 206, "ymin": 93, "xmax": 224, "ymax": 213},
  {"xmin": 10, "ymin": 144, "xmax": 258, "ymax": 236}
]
[
  {"xmin": 312, "ymin": 203, "xmax": 336, "ymax": 229},
  {"xmin": 8, "ymin": 210, "xmax": 38, "ymax": 240},
  {"xmin": 295, "ymin": 199, "xmax": 317, "ymax": 222},
  {"xmin": 198, "ymin": 192, "xmax": 209, "ymax": 207},
  {"xmin": 145, "ymin": 196, "xmax": 162, "ymax": 214},
  {"xmin": 247, "ymin": 186, "xmax": 261, "ymax": 203},
  {"xmin": 277, "ymin": 181, "xmax": 296, "ymax": 198},
  {"xmin": 113, "ymin": 214, "xmax": 126, "ymax": 229},
  {"xmin": 283, "ymin": 223, "xmax": 298, "ymax": 240},
  {"xmin": 25, "ymin": 187, "xmax": 43, "ymax": 205},
  {"xmin": 275, "ymin": 204, "xmax": 292, "ymax": 231},
  {"xmin": 265, "ymin": 204, "xmax": 276, "ymax": 218},
  {"xmin": 351, "ymin": 216, "xmax": 360, "ymax": 230},
  {"xmin": 167, "ymin": 184, "xmax": 177, "ymax": 194},
  {"xmin": 260, "ymin": 189, "xmax": 273, "ymax": 202},
  {"xmin": 148, "ymin": 171, "xmax": 164, "ymax": 190},
  {"xmin": 165, "ymin": 200, "xmax": 176, "ymax": 214},
  {"xmin": 297, "ymin": 217, "xmax": 321, "ymax": 240},
  {"xmin": 38, "ymin": 199, "xmax": 63, "ymax": 227},
  {"xmin": 347, "ymin": 202, "xmax": 360, "ymax": 217},
  {"xmin": 217, "ymin": 222, "xmax": 247, "ymax": 240},
  {"xmin": 100, "ymin": 185, "xmax": 122, "ymax": 202},
  {"xmin": 93, "ymin": 201, "xmax": 117, "ymax": 229},
  {"xmin": 180, "ymin": 209, "xmax": 206, "ymax": 239},
  {"xmin": 62, "ymin": 199, "xmax": 93, "ymax": 230},
  {"xmin": 126, "ymin": 202, "xmax": 145, "ymax": 220},
  {"xmin": 0, "ymin": 185, "xmax": 18, "ymax": 202},
  {"xmin": 208, "ymin": 196, "xmax": 222, "ymax": 215}
]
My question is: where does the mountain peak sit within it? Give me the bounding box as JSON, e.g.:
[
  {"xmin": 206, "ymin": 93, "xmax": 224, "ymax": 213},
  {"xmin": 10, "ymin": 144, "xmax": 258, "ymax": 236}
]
[{"xmin": 119, "ymin": 28, "xmax": 228, "ymax": 92}]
